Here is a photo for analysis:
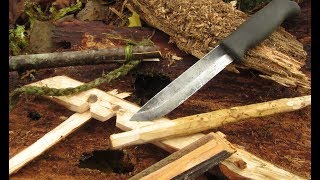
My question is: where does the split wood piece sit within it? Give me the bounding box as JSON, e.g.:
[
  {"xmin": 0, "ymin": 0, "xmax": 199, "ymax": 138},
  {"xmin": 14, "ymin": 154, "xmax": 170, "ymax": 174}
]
[
  {"xmin": 127, "ymin": 0, "xmax": 310, "ymax": 89},
  {"xmin": 219, "ymin": 146, "xmax": 306, "ymax": 179},
  {"xmin": 9, "ymin": 46, "xmax": 161, "ymax": 71},
  {"xmin": 27, "ymin": 76, "xmax": 305, "ymax": 179},
  {"xmin": 130, "ymin": 132, "xmax": 236, "ymax": 180},
  {"xmin": 28, "ymin": 75, "xmax": 131, "ymax": 118},
  {"xmin": 9, "ymin": 112, "xmax": 91, "ymax": 175},
  {"xmin": 110, "ymin": 95, "xmax": 311, "ymax": 149}
]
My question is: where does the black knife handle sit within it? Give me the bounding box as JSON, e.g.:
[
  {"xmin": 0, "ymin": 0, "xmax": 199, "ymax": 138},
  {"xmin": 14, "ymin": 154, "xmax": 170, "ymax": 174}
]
[{"xmin": 220, "ymin": 0, "xmax": 300, "ymax": 61}]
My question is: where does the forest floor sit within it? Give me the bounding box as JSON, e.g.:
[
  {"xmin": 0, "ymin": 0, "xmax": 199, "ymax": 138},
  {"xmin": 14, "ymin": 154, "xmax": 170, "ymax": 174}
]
[{"xmin": 9, "ymin": 0, "xmax": 311, "ymax": 179}]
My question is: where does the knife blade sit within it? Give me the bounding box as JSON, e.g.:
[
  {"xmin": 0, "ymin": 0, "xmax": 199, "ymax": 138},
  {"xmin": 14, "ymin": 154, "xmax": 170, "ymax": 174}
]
[{"xmin": 130, "ymin": 0, "xmax": 300, "ymax": 121}]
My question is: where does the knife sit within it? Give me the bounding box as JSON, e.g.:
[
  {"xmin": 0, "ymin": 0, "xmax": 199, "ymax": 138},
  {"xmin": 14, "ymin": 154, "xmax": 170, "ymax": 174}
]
[{"xmin": 130, "ymin": 0, "xmax": 300, "ymax": 121}]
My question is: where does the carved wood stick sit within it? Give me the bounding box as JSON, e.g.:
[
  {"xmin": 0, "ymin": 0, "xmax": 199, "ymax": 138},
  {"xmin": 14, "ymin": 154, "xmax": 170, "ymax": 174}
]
[
  {"xmin": 9, "ymin": 45, "xmax": 161, "ymax": 71},
  {"xmin": 110, "ymin": 95, "xmax": 311, "ymax": 149}
]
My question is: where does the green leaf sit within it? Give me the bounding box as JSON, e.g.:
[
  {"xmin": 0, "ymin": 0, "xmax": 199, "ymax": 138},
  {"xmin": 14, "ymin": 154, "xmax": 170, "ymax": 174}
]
[{"xmin": 128, "ymin": 11, "xmax": 142, "ymax": 27}]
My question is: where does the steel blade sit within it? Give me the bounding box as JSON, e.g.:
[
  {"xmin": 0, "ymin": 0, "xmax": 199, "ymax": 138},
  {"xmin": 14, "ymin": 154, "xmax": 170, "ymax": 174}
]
[{"xmin": 130, "ymin": 45, "xmax": 233, "ymax": 121}]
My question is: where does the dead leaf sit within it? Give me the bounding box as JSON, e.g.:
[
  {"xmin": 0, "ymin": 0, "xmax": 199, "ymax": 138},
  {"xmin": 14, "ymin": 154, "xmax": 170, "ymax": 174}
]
[{"xmin": 9, "ymin": 0, "xmax": 25, "ymax": 25}]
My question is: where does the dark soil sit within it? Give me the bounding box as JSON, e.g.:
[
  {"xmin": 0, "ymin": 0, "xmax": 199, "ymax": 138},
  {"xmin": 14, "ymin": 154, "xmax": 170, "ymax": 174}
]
[{"xmin": 9, "ymin": 0, "xmax": 311, "ymax": 179}]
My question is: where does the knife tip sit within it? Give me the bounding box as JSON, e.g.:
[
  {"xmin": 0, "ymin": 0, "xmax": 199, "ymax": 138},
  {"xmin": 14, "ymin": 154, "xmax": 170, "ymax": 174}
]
[
  {"xmin": 129, "ymin": 113, "xmax": 147, "ymax": 121},
  {"xmin": 129, "ymin": 111, "xmax": 155, "ymax": 121}
]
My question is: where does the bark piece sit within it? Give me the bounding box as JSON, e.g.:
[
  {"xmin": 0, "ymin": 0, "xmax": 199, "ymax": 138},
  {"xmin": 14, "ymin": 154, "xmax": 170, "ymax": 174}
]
[
  {"xmin": 127, "ymin": 0, "xmax": 310, "ymax": 90},
  {"xmin": 28, "ymin": 20, "xmax": 56, "ymax": 54},
  {"xmin": 76, "ymin": 0, "xmax": 110, "ymax": 21}
]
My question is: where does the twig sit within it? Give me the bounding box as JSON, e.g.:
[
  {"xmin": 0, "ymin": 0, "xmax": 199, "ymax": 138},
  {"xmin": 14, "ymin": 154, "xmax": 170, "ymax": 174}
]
[{"xmin": 9, "ymin": 45, "xmax": 161, "ymax": 71}]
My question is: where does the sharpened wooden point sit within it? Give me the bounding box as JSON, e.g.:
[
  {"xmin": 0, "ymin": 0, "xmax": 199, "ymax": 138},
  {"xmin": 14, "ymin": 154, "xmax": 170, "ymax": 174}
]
[{"xmin": 110, "ymin": 95, "xmax": 311, "ymax": 149}]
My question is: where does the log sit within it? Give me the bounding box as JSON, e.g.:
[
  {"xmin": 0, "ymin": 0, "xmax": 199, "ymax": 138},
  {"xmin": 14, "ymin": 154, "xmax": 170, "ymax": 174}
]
[
  {"xmin": 130, "ymin": 132, "xmax": 235, "ymax": 180},
  {"xmin": 110, "ymin": 95, "xmax": 311, "ymax": 149},
  {"xmin": 22, "ymin": 76, "xmax": 305, "ymax": 179},
  {"xmin": 52, "ymin": 20, "xmax": 155, "ymax": 50},
  {"xmin": 9, "ymin": 46, "xmax": 161, "ymax": 71},
  {"xmin": 126, "ymin": 0, "xmax": 310, "ymax": 89}
]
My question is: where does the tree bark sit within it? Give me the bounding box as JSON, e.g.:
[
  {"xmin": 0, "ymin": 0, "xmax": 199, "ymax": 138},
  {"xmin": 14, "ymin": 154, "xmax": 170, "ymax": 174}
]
[{"xmin": 126, "ymin": 0, "xmax": 310, "ymax": 90}]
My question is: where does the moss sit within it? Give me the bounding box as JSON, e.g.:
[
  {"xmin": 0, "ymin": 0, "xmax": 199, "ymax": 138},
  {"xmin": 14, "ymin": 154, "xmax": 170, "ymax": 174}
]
[
  {"xmin": 9, "ymin": 25, "xmax": 29, "ymax": 55},
  {"xmin": 25, "ymin": 0, "xmax": 82, "ymax": 24},
  {"xmin": 25, "ymin": 1, "xmax": 50, "ymax": 23},
  {"xmin": 50, "ymin": 0, "xmax": 82, "ymax": 21}
]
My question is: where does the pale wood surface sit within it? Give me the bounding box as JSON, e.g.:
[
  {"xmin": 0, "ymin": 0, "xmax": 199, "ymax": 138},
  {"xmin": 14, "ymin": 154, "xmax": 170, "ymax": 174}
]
[
  {"xmin": 141, "ymin": 139, "xmax": 228, "ymax": 180},
  {"xmin": 21, "ymin": 76, "xmax": 305, "ymax": 179},
  {"xmin": 29, "ymin": 76, "xmax": 131, "ymax": 121},
  {"xmin": 221, "ymin": 146, "xmax": 306, "ymax": 179},
  {"xmin": 130, "ymin": 133, "xmax": 218, "ymax": 180},
  {"xmin": 110, "ymin": 95, "xmax": 311, "ymax": 149}
]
